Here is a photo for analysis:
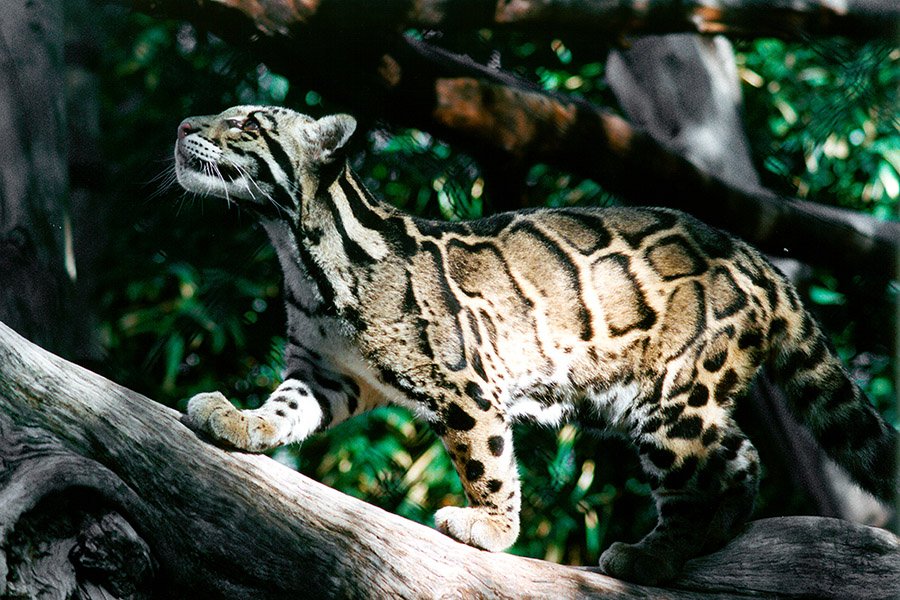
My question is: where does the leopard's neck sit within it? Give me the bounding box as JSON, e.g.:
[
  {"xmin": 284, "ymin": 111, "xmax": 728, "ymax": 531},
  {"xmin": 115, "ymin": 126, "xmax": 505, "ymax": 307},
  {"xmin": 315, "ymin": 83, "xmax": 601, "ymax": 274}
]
[{"xmin": 263, "ymin": 162, "xmax": 411, "ymax": 326}]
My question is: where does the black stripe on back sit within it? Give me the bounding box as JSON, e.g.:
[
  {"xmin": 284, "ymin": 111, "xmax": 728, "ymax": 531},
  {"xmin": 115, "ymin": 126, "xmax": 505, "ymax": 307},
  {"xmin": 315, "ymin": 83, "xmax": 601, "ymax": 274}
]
[{"xmin": 511, "ymin": 221, "xmax": 593, "ymax": 341}]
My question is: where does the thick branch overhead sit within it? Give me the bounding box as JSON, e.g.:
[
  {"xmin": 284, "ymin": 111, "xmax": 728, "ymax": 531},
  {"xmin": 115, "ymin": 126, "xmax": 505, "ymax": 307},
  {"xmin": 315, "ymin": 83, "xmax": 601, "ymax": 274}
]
[
  {"xmin": 130, "ymin": 0, "xmax": 900, "ymax": 40},
  {"xmin": 127, "ymin": 0, "xmax": 900, "ymax": 277}
]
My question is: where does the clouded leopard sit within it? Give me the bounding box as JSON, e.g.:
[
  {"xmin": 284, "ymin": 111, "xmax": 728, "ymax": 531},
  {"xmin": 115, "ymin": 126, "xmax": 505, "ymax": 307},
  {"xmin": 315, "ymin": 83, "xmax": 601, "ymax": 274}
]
[{"xmin": 174, "ymin": 105, "xmax": 897, "ymax": 585}]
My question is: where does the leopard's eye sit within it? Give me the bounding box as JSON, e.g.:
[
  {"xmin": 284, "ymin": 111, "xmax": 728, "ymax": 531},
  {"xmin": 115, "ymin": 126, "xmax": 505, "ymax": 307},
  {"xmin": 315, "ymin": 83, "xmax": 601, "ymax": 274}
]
[{"xmin": 242, "ymin": 117, "xmax": 260, "ymax": 132}]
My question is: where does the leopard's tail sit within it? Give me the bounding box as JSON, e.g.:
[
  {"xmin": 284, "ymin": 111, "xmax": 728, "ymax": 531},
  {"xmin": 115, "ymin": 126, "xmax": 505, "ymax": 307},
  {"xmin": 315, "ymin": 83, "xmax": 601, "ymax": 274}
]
[{"xmin": 768, "ymin": 308, "xmax": 898, "ymax": 505}]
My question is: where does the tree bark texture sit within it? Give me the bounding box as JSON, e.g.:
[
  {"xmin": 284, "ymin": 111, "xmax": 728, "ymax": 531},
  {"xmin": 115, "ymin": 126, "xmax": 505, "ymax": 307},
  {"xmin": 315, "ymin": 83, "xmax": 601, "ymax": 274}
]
[
  {"xmin": 1, "ymin": 321, "xmax": 899, "ymax": 598},
  {"xmin": 125, "ymin": 0, "xmax": 900, "ymax": 280}
]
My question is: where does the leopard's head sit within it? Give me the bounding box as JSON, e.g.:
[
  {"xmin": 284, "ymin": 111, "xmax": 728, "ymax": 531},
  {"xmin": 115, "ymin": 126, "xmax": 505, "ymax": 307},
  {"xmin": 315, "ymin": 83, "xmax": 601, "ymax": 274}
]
[{"xmin": 174, "ymin": 105, "xmax": 356, "ymax": 213}]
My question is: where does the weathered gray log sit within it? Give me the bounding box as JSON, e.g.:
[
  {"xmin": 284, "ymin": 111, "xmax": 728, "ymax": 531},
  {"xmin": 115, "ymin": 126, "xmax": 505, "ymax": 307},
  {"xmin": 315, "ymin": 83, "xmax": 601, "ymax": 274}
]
[{"xmin": 1, "ymin": 320, "xmax": 898, "ymax": 599}]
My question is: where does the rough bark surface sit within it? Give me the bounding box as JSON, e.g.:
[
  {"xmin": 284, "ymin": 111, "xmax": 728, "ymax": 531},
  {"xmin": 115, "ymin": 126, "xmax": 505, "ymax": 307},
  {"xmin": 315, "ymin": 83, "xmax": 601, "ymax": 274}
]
[{"xmin": 1, "ymin": 321, "xmax": 898, "ymax": 598}]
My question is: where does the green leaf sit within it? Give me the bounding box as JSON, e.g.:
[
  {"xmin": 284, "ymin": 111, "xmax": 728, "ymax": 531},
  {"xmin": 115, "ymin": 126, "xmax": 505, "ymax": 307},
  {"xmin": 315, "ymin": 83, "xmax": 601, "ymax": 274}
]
[
  {"xmin": 162, "ymin": 334, "xmax": 185, "ymax": 392},
  {"xmin": 809, "ymin": 285, "xmax": 846, "ymax": 306}
]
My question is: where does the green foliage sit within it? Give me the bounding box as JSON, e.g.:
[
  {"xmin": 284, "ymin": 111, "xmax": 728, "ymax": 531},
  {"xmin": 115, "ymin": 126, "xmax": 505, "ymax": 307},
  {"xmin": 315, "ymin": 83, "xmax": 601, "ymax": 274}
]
[
  {"xmin": 92, "ymin": 10, "xmax": 897, "ymax": 567},
  {"xmin": 360, "ymin": 129, "xmax": 484, "ymax": 221},
  {"xmin": 736, "ymin": 40, "xmax": 899, "ymax": 218}
]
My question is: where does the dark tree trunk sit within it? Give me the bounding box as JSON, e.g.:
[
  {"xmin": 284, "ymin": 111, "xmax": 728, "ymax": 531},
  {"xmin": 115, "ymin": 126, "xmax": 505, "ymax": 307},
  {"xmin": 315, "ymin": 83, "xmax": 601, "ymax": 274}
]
[{"xmin": 0, "ymin": 0, "xmax": 100, "ymax": 363}]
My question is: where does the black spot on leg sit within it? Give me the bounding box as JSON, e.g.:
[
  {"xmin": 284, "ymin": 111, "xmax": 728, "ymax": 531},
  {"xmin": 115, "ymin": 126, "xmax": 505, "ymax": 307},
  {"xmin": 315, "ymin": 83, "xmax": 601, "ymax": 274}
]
[
  {"xmin": 695, "ymin": 452, "xmax": 727, "ymax": 491},
  {"xmin": 446, "ymin": 403, "xmax": 476, "ymax": 431},
  {"xmin": 642, "ymin": 444, "xmax": 677, "ymax": 470},
  {"xmin": 747, "ymin": 460, "xmax": 759, "ymax": 478},
  {"xmin": 701, "ymin": 425, "xmax": 720, "ymax": 446},
  {"xmin": 687, "ymin": 385, "xmax": 709, "ymax": 407},
  {"xmin": 465, "ymin": 460, "xmax": 485, "ymax": 481},
  {"xmin": 288, "ymin": 401, "xmax": 298, "ymax": 410},
  {"xmin": 275, "ymin": 409, "xmax": 286, "ymax": 417},
  {"xmin": 465, "ymin": 381, "xmax": 491, "ymax": 411},
  {"xmin": 778, "ymin": 350, "xmax": 807, "ymax": 382},
  {"xmin": 769, "ymin": 317, "xmax": 787, "ymax": 339},
  {"xmin": 795, "ymin": 382, "xmax": 821, "ymax": 412},
  {"xmin": 703, "ymin": 351, "xmax": 727, "ymax": 373},
  {"xmin": 823, "ymin": 377, "xmax": 856, "ymax": 411},
  {"xmin": 714, "ymin": 369, "xmax": 739, "ymax": 403},
  {"xmin": 720, "ymin": 434, "xmax": 745, "ymax": 460},
  {"xmin": 738, "ymin": 330, "xmax": 763, "ymax": 349},
  {"xmin": 487, "ymin": 436, "xmax": 505, "ymax": 456},
  {"xmin": 641, "ymin": 416, "xmax": 664, "ymax": 434},
  {"xmin": 805, "ymin": 338, "xmax": 829, "ymax": 369},
  {"xmin": 662, "ymin": 403, "xmax": 686, "ymax": 424},
  {"xmin": 487, "ymin": 479, "xmax": 503, "ymax": 493},
  {"xmin": 667, "ymin": 416, "xmax": 703, "ymax": 439}
]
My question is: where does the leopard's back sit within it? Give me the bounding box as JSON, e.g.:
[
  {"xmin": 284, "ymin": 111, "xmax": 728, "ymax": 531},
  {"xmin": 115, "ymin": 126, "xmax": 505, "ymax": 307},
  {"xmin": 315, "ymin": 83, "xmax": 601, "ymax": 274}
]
[{"xmin": 352, "ymin": 204, "xmax": 779, "ymax": 424}]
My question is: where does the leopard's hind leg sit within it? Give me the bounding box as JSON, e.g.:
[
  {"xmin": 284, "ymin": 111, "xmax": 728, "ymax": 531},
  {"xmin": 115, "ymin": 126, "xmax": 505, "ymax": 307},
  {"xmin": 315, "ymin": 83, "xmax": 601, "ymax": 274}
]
[{"xmin": 600, "ymin": 374, "xmax": 760, "ymax": 585}]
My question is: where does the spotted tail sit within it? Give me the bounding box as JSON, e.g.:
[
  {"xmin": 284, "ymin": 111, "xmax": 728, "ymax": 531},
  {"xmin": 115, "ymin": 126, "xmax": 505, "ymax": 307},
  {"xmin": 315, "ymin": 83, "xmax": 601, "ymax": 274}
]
[{"xmin": 768, "ymin": 310, "xmax": 898, "ymax": 504}]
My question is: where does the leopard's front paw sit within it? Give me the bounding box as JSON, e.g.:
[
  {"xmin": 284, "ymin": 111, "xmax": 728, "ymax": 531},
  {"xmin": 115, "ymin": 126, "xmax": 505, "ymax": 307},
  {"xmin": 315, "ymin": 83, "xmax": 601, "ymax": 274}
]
[
  {"xmin": 434, "ymin": 506, "xmax": 518, "ymax": 552},
  {"xmin": 599, "ymin": 541, "xmax": 682, "ymax": 586},
  {"xmin": 185, "ymin": 392, "xmax": 279, "ymax": 452}
]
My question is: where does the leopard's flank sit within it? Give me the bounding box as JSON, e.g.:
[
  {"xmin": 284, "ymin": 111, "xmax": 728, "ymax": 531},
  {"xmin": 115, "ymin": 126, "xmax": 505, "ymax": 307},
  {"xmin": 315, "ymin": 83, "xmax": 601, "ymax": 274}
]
[{"xmin": 174, "ymin": 106, "xmax": 898, "ymax": 585}]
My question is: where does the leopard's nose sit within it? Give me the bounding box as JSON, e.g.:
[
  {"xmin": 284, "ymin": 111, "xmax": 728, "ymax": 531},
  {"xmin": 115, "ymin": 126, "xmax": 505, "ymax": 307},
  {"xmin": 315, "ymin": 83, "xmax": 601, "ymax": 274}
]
[{"xmin": 178, "ymin": 120, "xmax": 198, "ymax": 140}]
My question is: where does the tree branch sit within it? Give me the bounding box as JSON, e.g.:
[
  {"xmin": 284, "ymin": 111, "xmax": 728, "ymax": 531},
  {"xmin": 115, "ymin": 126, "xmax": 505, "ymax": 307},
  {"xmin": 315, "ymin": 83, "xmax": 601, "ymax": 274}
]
[
  {"xmin": 392, "ymin": 38, "xmax": 900, "ymax": 278},
  {"xmin": 125, "ymin": 0, "xmax": 899, "ymax": 278},
  {"xmin": 129, "ymin": 0, "xmax": 900, "ymax": 40},
  {"xmin": 490, "ymin": 0, "xmax": 899, "ymax": 40},
  {"xmin": 1, "ymin": 320, "xmax": 898, "ymax": 597}
]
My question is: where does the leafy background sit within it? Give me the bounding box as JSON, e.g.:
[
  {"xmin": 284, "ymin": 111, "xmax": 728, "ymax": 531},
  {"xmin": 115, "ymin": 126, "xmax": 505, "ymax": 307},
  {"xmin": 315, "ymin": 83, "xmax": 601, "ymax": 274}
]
[{"xmin": 91, "ymin": 8, "xmax": 897, "ymax": 564}]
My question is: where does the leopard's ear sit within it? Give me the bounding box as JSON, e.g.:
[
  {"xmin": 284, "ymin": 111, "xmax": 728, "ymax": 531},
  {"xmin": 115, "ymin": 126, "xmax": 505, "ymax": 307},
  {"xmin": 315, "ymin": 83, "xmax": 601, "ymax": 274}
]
[{"xmin": 305, "ymin": 114, "xmax": 356, "ymax": 164}]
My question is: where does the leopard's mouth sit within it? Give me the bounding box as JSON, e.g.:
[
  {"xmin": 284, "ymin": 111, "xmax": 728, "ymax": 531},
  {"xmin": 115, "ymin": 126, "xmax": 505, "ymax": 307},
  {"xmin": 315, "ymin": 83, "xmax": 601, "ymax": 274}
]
[{"xmin": 177, "ymin": 146, "xmax": 243, "ymax": 182}]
